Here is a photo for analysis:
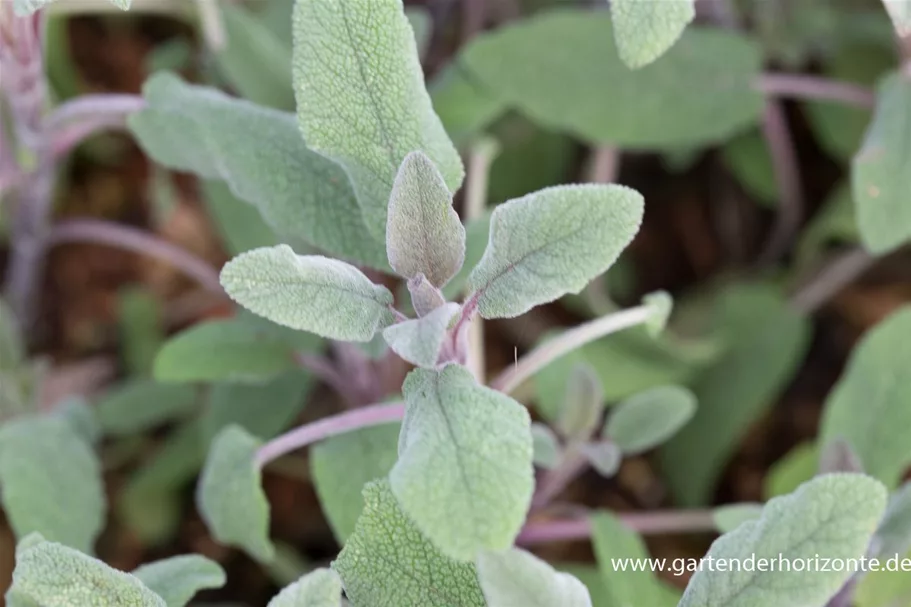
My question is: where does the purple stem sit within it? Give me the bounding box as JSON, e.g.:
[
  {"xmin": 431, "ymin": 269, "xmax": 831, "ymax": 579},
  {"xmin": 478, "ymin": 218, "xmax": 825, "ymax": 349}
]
[
  {"xmin": 517, "ymin": 510, "xmax": 717, "ymax": 546},
  {"xmin": 44, "ymin": 94, "xmax": 146, "ymax": 131},
  {"xmin": 758, "ymin": 100, "xmax": 803, "ymax": 264},
  {"xmin": 47, "ymin": 218, "xmax": 223, "ymax": 294},
  {"xmin": 531, "ymin": 449, "xmax": 588, "ymax": 510},
  {"xmin": 255, "ymin": 401, "xmax": 405, "ymax": 467},
  {"xmin": 756, "ymin": 73, "xmax": 876, "ymax": 109},
  {"xmin": 295, "ymin": 353, "xmax": 362, "ymax": 409}
]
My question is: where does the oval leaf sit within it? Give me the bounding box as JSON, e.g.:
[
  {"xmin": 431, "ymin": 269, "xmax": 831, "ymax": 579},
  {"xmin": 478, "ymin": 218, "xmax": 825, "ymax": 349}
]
[
  {"xmin": 556, "ymin": 363, "xmax": 604, "ymax": 442},
  {"xmin": 95, "ymin": 380, "xmax": 197, "ymax": 436},
  {"xmin": 712, "ymin": 503, "xmax": 763, "ymax": 534},
  {"xmin": 605, "ymin": 385, "xmax": 696, "ymax": 455},
  {"xmin": 390, "ymin": 364, "xmax": 534, "ymax": 560},
  {"xmin": 468, "ymin": 184, "xmax": 643, "ymax": 319},
  {"xmin": 220, "ymin": 245, "xmax": 394, "ymax": 342},
  {"xmin": 477, "ymin": 548, "xmax": 592, "ymax": 607},
  {"xmin": 382, "ymin": 303, "xmax": 460, "ymax": 368},
  {"xmin": 133, "ymin": 555, "xmax": 226, "ymax": 607},
  {"xmin": 611, "ymin": 0, "xmax": 695, "ymax": 69},
  {"xmin": 531, "ymin": 422, "xmax": 562, "ymax": 470},
  {"xmin": 268, "ymin": 568, "xmax": 342, "ymax": 607}
]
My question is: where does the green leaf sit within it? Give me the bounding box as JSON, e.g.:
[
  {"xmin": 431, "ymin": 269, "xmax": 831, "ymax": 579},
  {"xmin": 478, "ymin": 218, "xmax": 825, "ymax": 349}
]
[
  {"xmin": 721, "ymin": 130, "xmax": 777, "ymax": 208},
  {"xmin": 430, "ymin": 64, "xmax": 508, "ymax": 143},
  {"xmin": 591, "ymin": 511, "xmax": 676, "ymax": 606},
  {"xmin": 406, "ymin": 6, "xmax": 432, "ymax": 60},
  {"xmin": 461, "ymin": 10, "xmax": 763, "ymax": 148},
  {"xmin": 610, "ymin": 0, "xmax": 695, "ymax": 69},
  {"xmin": 661, "ymin": 283, "xmax": 811, "ymax": 506},
  {"xmin": 468, "ymin": 184, "xmax": 643, "ymax": 319},
  {"xmin": 796, "ymin": 181, "xmax": 859, "ymax": 267},
  {"xmin": 763, "ymin": 442, "xmax": 818, "ymax": 499},
  {"xmin": 197, "ymin": 425, "xmax": 273, "ymax": 562},
  {"xmin": 133, "ymin": 555, "xmax": 226, "ymax": 607},
  {"xmin": 443, "ymin": 213, "xmax": 491, "ymax": 301},
  {"xmin": 820, "ymin": 306, "xmax": 911, "ymax": 488},
  {"xmin": 531, "ymin": 422, "xmax": 561, "ymax": 469},
  {"xmin": 407, "ymin": 273, "xmax": 447, "ymax": 317},
  {"xmin": 292, "ymin": 0, "xmax": 464, "ymax": 241},
  {"xmin": 333, "ymin": 480, "xmax": 486, "ymax": 606},
  {"xmin": 0, "ymin": 297, "xmax": 24, "ymax": 371},
  {"xmin": 311, "ymin": 422, "xmax": 400, "ymax": 544},
  {"xmin": 56, "ymin": 398, "xmax": 101, "ymax": 446},
  {"xmin": 129, "ymin": 73, "xmax": 387, "ymax": 270},
  {"xmin": 95, "ymin": 380, "xmax": 197, "ymax": 436},
  {"xmin": 855, "ymin": 551, "xmax": 911, "ymax": 607},
  {"xmin": 200, "ymin": 179, "xmax": 279, "ymax": 255},
  {"xmin": 14, "ymin": 0, "xmax": 130, "ymax": 15},
  {"xmin": 678, "ymin": 474, "xmax": 887, "ymax": 607},
  {"xmin": 220, "ymin": 245, "xmax": 394, "ymax": 342},
  {"xmin": 643, "ymin": 290, "xmax": 674, "ymax": 336},
  {"xmin": 6, "ymin": 538, "xmax": 164, "ymax": 607},
  {"xmin": 852, "ymin": 73, "xmax": 911, "ymax": 255},
  {"xmin": 391, "ymin": 364, "xmax": 534, "ymax": 560},
  {"xmin": 580, "ymin": 440, "xmax": 622, "ymax": 478},
  {"xmin": 268, "ymin": 568, "xmax": 342, "ymax": 607},
  {"xmin": 882, "ymin": 0, "xmax": 911, "ymax": 35},
  {"xmin": 202, "ymin": 371, "xmax": 312, "ymax": 443},
  {"xmin": 383, "ymin": 303, "xmax": 460, "ymax": 368},
  {"xmin": 477, "ymin": 548, "xmax": 591, "ymax": 606},
  {"xmin": 556, "ymin": 363, "xmax": 604, "ymax": 442},
  {"xmin": 117, "ymin": 288, "xmax": 164, "ymax": 377},
  {"xmin": 216, "ymin": 2, "xmax": 294, "ymax": 110},
  {"xmin": 386, "ymin": 151, "xmax": 466, "ymax": 287},
  {"xmin": 604, "ymin": 385, "xmax": 696, "ymax": 455},
  {"xmin": 0, "ymin": 416, "xmax": 104, "ymax": 553},
  {"xmin": 154, "ymin": 317, "xmax": 301, "ymax": 384},
  {"xmin": 712, "ymin": 503, "xmax": 763, "ymax": 533},
  {"xmin": 872, "ymin": 482, "xmax": 911, "ymax": 560}
]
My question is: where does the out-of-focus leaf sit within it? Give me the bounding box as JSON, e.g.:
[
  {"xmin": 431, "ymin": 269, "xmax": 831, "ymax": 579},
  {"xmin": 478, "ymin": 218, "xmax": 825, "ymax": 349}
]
[
  {"xmin": 610, "ymin": 0, "xmax": 694, "ymax": 69},
  {"xmin": 882, "ymin": 0, "xmax": 911, "ymax": 35},
  {"xmin": 311, "ymin": 422, "xmax": 401, "ymax": 544},
  {"xmin": 855, "ymin": 550, "xmax": 911, "ymax": 607},
  {"xmin": 118, "ymin": 288, "xmax": 164, "ymax": 377},
  {"xmin": 406, "ymin": 6, "xmax": 432, "ymax": 60},
  {"xmin": 556, "ymin": 363, "xmax": 604, "ymax": 442},
  {"xmin": 796, "ymin": 181, "xmax": 859, "ymax": 266},
  {"xmin": 872, "ymin": 482, "xmax": 911, "ymax": 561},
  {"xmin": 580, "ymin": 440, "xmax": 622, "ymax": 478},
  {"xmin": 721, "ymin": 130, "xmax": 777, "ymax": 208},
  {"xmin": 0, "ymin": 297, "xmax": 24, "ymax": 371},
  {"xmin": 133, "ymin": 555, "xmax": 226, "ymax": 607},
  {"xmin": 95, "ymin": 380, "xmax": 197, "ymax": 437},
  {"xmin": 605, "ymin": 385, "xmax": 696, "ymax": 455},
  {"xmin": 477, "ymin": 548, "xmax": 592, "ymax": 606},
  {"xmin": 461, "ymin": 10, "xmax": 763, "ymax": 148},
  {"xmin": 820, "ymin": 306, "xmax": 911, "ymax": 488},
  {"xmin": 0, "ymin": 416, "xmax": 104, "ymax": 553},
  {"xmin": 201, "ymin": 179, "xmax": 279, "ymax": 255},
  {"xmin": 430, "ymin": 64, "xmax": 509, "ymax": 143},
  {"xmin": 530, "ymin": 422, "xmax": 561, "ymax": 469},
  {"xmin": 764, "ymin": 442, "xmax": 818, "ymax": 499},
  {"xmin": 661, "ymin": 283, "xmax": 811, "ymax": 506},
  {"xmin": 712, "ymin": 503, "xmax": 763, "ymax": 533},
  {"xmin": 14, "ymin": 0, "xmax": 130, "ymax": 16}
]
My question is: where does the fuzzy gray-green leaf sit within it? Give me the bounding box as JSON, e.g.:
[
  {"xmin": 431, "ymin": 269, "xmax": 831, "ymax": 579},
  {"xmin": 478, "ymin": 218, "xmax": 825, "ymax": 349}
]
[
  {"xmin": 819, "ymin": 306, "xmax": 911, "ymax": 488},
  {"xmin": 220, "ymin": 245, "xmax": 394, "ymax": 342},
  {"xmin": 611, "ymin": 0, "xmax": 695, "ymax": 69},
  {"xmin": 0, "ymin": 416, "xmax": 104, "ymax": 553},
  {"xmin": 292, "ymin": 0, "xmax": 463, "ymax": 240},
  {"xmin": 14, "ymin": 0, "xmax": 130, "ymax": 15},
  {"xmin": 129, "ymin": 73, "xmax": 386, "ymax": 269},
  {"xmin": 531, "ymin": 422, "xmax": 561, "ymax": 469},
  {"xmin": 605, "ymin": 385, "xmax": 696, "ymax": 455},
  {"xmin": 95, "ymin": 380, "xmax": 197, "ymax": 436},
  {"xmin": 851, "ymin": 73, "xmax": 911, "ymax": 255},
  {"xmin": 391, "ymin": 364, "xmax": 534, "ymax": 560},
  {"xmin": 477, "ymin": 548, "xmax": 592, "ymax": 606},
  {"xmin": 383, "ymin": 303, "xmax": 460, "ymax": 368},
  {"xmin": 332, "ymin": 480, "xmax": 486, "ymax": 606},
  {"xmin": 268, "ymin": 568, "xmax": 342, "ymax": 607},
  {"xmin": 712, "ymin": 503, "xmax": 763, "ymax": 534},
  {"xmin": 882, "ymin": 0, "xmax": 911, "ymax": 35},
  {"xmin": 197, "ymin": 425, "xmax": 273, "ymax": 562},
  {"xmin": 386, "ymin": 151, "xmax": 466, "ymax": 287},
  {"xmin": 132, "ymin": 555, "xmax": 226, "ymax": 607},
  {"xmin": 556, "ymin": 363, "xmax": 604, "ymax": 442},
  {"xmin": 468, "ymin": 184, "xmax": 643, "ymax": 319},
  {"xmin": 6, "ymin": 538, "xmax": 164, "ymax": 606},
  {"xmin": 678, "ymin": 474, "xmax": 887, "ymax": 607}
]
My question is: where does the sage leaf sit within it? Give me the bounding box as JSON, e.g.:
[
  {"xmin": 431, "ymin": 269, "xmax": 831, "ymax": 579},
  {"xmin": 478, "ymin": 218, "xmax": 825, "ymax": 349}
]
[
  {"xmin": 882, "ymin": 0, "xmax": 911, "ymax": 35},
  {"xmin": 0, "ymin": 297, "xmax": 24, "ymax": 371},
  {"xmin": 678, "ymin": 474, "xmax": 888, "ymax": 607},
  {"xmin": 201, "ymin": 179, "xmax": 279, "ymax": 256},
  {"xmin": 6, "ymin": 537, "xmax": 164, "ymax": 607},
  {"xmin": 820, "ymin": 306, "xmax": 911, "ymax": 488},
  {"xmin": 468, "ymin": 184, "xmax": 643, "ymax": 319},
  {"xmin": 14, "ymin": 0, "xmax": 130, "ymax": 15},
  {"xmin": 0, "ymin": 416, "xmax": 104, "ymax": 553},
  {"xmin": 386, "ymin": 151, "xmax": 466, "ymax": 287},
  {"xmin": 871, "ymin": 482, "xmax": 911, "ymax": 561},
  {"xmin": 197, "ymin": 425, "xmax": 273, "ymax": 562},
  {"xmin": 129, "ymin": 73, "xmax": 387, "ymax": 269},
  {"xmin": 332, "ymin": 480, "xmax": 486, "ymax": 607},
  {"xmin": 430, "ymin": 64, "xmax": 508, "ymax": 143},
  {"xmin": 611, "ymin": 0, "xmax": 695, "ymax": 69},
  {"xmin": 605, "ymin": 385, "xmax": 696, "ymax": 455},
  {"xmin": 461, "ymin": 10, "xmax": 763, "ymax": 148},
  {"xmin": 852, "ymin": 73, "xmax": 911, "ymax": 254},
  {"xmin": 643, "ymin": 290, "xmax": 673, "ymax": 336},
  {"xmin": 476, "ymin": 548, "xmax": 592, "ymax": 606},
  {"xmin": 818, "ymin": 437, "xmax": 865, "ymax": 475},
  {"xmin": 220, "ymin": 245, "xmax": 395, "ymax": 342},
  {"xmin": 292, "ymin": 0, "xmax": 463, "ymax": 240},
  {"xmin": 383, "ymin": 303, "xmax": 460, "ymax": 368},
  {"xmin": 117, "ymin": 288, "xmax": 164, "ymax": 377},
  {"xmin": 712, "ymin": 503, "xmax": 763, "ymax": 533},
  {"xmin": 531, "ymin": 422, "xmax": 561, "ymax": 470},
  {"xmin": 721, "ymin": 130, "xmax": 778, "ymax": 208},
  {"xmin": 132, "ymin": 555, "xmax": 226, "ymax": 607},
  {"xmin": 764, "ymin": 442, "xmax": 819, "ymax": 499},
  {"xmin": 580, "ymin": 440, "xmax": 622, "ymax": 478},
  {"xmin": 95, "ymin": 380, "xmax": 197, "ymax": 436},
  {"xmin": 556, "ymin": 363, "xmax": 604, "ymax": 442},
  {"xmin": 311, "ymin": 422, "xmax": 401, "ymax": 543},
  {"xmin": 408, "ymin": 273, "xmax": 447, "ymax": 317},
  {"xmin": 268, "ymin": 568, "xmax": 342, "ymax": 607},
  {"xmin": 390, "ymin": 364, "xmax": 534, "ymax": 560}
]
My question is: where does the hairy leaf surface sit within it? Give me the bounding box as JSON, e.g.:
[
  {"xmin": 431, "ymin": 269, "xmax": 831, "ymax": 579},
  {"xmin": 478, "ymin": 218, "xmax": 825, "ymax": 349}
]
[
  {"xmin": 611, "ymin": 0, "xmax": 695, "ymax": 69},
  {"xmin": 477, "ymin": 548, "xmax": 591, "ymax": 606}
]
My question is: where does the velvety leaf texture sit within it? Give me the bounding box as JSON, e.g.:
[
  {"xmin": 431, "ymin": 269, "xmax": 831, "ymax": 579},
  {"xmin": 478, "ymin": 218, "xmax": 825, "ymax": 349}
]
[
  {"xmin": 678, "ymin": 474, "xmax": 887, "ymax": 607},
  {"xmin": 129, "ymin": 73, "xmax": 387, "ymax": 269},
  {"xmin": 476, "ymin": 548, "xmax": 592, "ymax": 606},
  {"xmin": 14, "ymin": 0, "xmax": 130, "ymax": 15},
  {"xmin": 530, "ymin": 422, "xmax": 561, "ymax": 469},
  {"xmin": 556, "ymin": 363, "xmax": 604, "ymax": 442},
  {"xmin": 605, "ymin": 385, "xmax": 696, "ymax": 455},
  {"xmin": 611, "ymin": 0, "xmax": 695, "ymax": 69},
  {"xmin": 873, "ymin": 482, "xmax": 911, "ymax": 560},
  {"xmin": 292, "ymin": 0, "xmax": 464, "ymax": 240},
  {"xmin": 390, "ymin": 364, "xmax": 534, "ymax": 561},
  {"xmin": 95, "ymin": 380, "xmax": 197, "ymax": 436},
  {"xmin": 220, "ymin": 245, "xmax": 394, "ymax": 342},
  {"xmin": 333, "ymin": 480, "xmax": 486, "ymax": 606},
  {"xmin": 310, "ymin": 422, "xmax": 401, "ymax": 543},
  {"xmin": 382, "ymin": 303, "xmax": 460, "ymax": 368},
  {"xmin": 0, "ymin": 416, "xmax": 105, "ymax": 553},
  {"xmin": 386, "ymin": 151, "xmax": 466, "ymax": 287},
  {"xmin": 461, "ymin": 10, "xmax": 763, "ymax": 148},
  {"xmin": 851, "ymin": 73, "xmax": 911, "ymax": 254},
  {"xmin": 6, "ymin": 538, "xmax": 164, "ymax": 606},
  {"xmin": 132, "ymin": 555, "xmax": 226, "ymax": 607},
  {"xmin": 819, "ymin": 306, "xmax": 911, "ymax": 488},
  {"xmin": 468, "ymin": 184, "xmax": 643, "ymax": 319},
  {"xmin": 268, "ymin": 568, "xmax": 342, "ymax": 607},
  {"xmin": 196, "ymin": 425, "xmax": 274, "ymax": 562}
]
